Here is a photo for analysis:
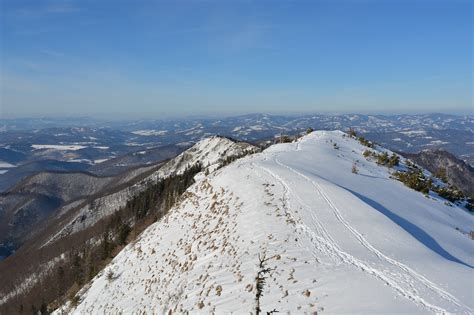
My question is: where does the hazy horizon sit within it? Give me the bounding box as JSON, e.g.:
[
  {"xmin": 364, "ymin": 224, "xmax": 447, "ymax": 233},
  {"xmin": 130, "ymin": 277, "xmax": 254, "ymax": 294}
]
[{"xmin": 1, "ymin": 109, "xmax": 473, "ymax": 122}]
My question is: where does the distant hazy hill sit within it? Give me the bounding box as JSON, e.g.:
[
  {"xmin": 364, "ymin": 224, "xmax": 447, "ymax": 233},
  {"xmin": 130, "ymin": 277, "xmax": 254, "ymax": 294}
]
[{"xmin": 0, "ymin": 160, "xmax": 89, "ymax": 192}]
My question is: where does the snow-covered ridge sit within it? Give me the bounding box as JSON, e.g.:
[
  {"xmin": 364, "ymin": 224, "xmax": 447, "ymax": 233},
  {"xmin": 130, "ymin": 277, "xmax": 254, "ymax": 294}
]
[
  {"xmin": 150, "ymin": 135, "xmax": 259, "ymax": 180},
  {"xmin": 43, "ymin": 136, "xmax": 259, "ymax": 246},
  {"xmin": 56, "ymin": 131, "xmax": 473, "ymax": 314}
]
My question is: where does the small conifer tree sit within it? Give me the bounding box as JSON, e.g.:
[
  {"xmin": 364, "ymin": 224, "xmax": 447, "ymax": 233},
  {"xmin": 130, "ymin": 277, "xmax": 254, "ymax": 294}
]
[{"xmin": 348, "ymin": 127, "xmax": 357, "ymax": 137}]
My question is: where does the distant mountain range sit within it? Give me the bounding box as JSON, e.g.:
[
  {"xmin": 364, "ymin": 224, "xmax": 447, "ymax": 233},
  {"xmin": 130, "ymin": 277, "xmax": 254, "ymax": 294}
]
[{"xmin": 1, "ymin": 113, "xmax": 472, "ymax": 194}]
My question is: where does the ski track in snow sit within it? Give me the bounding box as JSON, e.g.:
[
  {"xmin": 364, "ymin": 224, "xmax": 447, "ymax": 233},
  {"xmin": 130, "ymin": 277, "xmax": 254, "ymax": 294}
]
[
  {"xmin": 252, "ymin": 152, "xmax": 469, "ymax": 314},
  {"xmin": 286, "ymin": 158, "xmax": 470, "ymax": 310},
  {"xmin": 273, "ymin": 155, "xmax": 469, "ymax": 312}
]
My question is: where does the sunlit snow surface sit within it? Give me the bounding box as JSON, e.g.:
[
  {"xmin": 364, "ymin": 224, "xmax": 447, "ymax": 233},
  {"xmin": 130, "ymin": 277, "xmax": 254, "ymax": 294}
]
[{"xmin": 56, "ymin": 131, "xmax": 473, "ymax": 314}]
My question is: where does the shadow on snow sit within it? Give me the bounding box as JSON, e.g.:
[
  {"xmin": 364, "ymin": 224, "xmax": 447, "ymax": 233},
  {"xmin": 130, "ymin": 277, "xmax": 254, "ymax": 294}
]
[{"xmin": 345, "ymin": 187, "xmax": 473, "ymax": 269}]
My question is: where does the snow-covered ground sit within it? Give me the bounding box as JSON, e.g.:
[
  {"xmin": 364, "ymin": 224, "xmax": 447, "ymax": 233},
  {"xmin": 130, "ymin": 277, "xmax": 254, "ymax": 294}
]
[
  {"xmin": 56, "ymin": 131, "xmax": 473, "ymax": 314},
  {"xmin": 0, "ymin": 161, "xmax": 16, "ymax": 174},
  {"xmin": 0, "ymin": 161, "xmax": 16, "ymax": 168},
  {"xmin": 131, "ymin": 130, "xmax": 168, "ymax": 136},
  {"xmin": 31, "ymin": 144, "xmax": 87, "ymax": 151}
]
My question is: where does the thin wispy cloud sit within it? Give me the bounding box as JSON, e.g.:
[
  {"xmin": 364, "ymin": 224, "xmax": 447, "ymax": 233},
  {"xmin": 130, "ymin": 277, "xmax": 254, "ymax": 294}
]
[
  {"xmin": 13, "ymin": 2, "xmax": 81, "ymax": 18},
  {"xmin": 11, "ymin": 26, "xmax": 63, "ymax": 36},
  {"xmin": 225, "ymin": 24, "xmax": 273, "ymax": 52},
  {"xmin": 44, "ymin": 2, "xmax": 81, "ymax": 14},
  {"xmin": 40, "ymin": 50, "xmax": 66, "ymax": 58},
  {"xmin": 11, "ymin": 60, "xmax": 46, "ymax": 73}
]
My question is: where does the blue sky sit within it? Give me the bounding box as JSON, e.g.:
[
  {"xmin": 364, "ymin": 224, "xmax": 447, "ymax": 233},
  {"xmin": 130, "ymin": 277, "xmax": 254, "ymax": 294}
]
[{"xmin": 1, "ymin": 0, "xmax": 472, "ymax": 118}]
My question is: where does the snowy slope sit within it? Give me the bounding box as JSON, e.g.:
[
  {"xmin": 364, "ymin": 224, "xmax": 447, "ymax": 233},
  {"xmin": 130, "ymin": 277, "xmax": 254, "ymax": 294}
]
[
  {"xmin": 56, "ymin": 131, "xmax": 473, "ymax": 314},
  {"xmin": 43, "ymin": 136, "xmax": 258, "ymax": 246}
]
